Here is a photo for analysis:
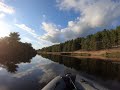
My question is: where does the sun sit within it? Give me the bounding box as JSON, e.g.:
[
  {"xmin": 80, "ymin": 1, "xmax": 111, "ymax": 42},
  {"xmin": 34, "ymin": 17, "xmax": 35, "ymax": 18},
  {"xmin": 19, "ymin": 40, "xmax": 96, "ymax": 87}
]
[{"xmin": 0, "ymin": 20, "xmax": 11, "ymax": 37}]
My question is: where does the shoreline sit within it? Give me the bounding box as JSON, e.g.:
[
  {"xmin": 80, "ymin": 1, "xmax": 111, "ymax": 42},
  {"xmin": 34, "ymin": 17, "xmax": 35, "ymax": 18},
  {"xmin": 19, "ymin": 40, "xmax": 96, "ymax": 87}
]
[{"xmin": 38, "ymin": 48, "xmax": 120, "ymax": 61}]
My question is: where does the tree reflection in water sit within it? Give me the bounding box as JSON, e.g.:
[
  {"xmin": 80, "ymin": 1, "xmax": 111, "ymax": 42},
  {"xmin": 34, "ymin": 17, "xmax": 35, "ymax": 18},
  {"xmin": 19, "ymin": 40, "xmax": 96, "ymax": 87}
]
[
  {"xmin": 0, "ymin": 54, "xmax": 35, "ymax": 73},
  {"xmin": 40, "ymin": 54, "xmax": 120, "ymax": 81}
]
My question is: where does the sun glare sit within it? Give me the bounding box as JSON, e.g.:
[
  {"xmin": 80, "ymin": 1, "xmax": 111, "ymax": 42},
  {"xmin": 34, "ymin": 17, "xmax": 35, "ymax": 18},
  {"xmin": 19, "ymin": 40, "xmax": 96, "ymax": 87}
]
[{"xmin": 0, "ymin": 21, "xmax": 10, "ymax": 37}]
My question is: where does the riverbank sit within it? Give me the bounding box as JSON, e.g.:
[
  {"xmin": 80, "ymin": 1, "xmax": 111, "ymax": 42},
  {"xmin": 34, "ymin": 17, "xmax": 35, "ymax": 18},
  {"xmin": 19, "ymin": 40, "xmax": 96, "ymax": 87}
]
[{"xmin": 38, "ymin": 48, "xmax": 120, "ymax": 61}]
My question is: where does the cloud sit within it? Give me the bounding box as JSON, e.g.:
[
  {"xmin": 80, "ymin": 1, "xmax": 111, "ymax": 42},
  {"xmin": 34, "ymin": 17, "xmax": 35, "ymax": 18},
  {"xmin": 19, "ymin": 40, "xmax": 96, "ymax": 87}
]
[
  {"xmin": 0, "ymin": 1, "xmax": 15, "ymax": 14},
  {"xmin": 41, "ymin": 0, "xmax": 120, "ymax": 43},
  {"xmin": 0, "ymin": 12, "xmax": 5, "ymax": 18},
  {"xmin": 13, "ymin": 68, "xmax": 35, "ymax": 78},
  {"xmin": 15, "ymin": 24, "xmax": 38, "ymax": 37},
  {"xmin": 22, "ymin": 37, "xmax": 32, "ymax": 42},
  {"xmin": 0, "ymin": 0, "xmax": 4, "ymax": 2},
  {"xmin": 15, "ymin": 23, "xmax": 53, "ymax": 49},
  {"xmin": 40, "ymin": 22, "xmax": 62, "ymax": 43},
  {"xmin": 39, "ymin": 63, "xmax": 66, "ymax": 84},
  {"xmin": 0, "ymin": 1, "xmax": 15, "ymax": 37}
]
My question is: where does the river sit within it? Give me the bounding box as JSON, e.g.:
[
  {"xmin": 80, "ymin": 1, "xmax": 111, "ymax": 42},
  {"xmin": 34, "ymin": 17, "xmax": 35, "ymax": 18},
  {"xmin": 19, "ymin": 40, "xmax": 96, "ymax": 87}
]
[{"xmin": 0, "ymin": 54, "xmax": 120, "ymax": 90}]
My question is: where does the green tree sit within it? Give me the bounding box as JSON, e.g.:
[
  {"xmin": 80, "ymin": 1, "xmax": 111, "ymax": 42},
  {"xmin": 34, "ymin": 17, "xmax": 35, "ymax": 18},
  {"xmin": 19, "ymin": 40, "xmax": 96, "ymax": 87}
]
[
  {"xmin": 9, "ymin": 32, "xmax": 20, "ymax": 42},
  {"xmin": 116, "ymin": 26, "xmax": 120, "ymax": 45},
  {"xmin": 39, "ymin": 25, "xmax": 120, "ymax": 52}
]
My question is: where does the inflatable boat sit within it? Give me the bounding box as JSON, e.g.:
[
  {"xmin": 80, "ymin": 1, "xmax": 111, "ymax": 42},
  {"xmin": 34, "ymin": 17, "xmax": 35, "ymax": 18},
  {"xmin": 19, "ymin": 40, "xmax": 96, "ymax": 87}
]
[
  {"xmin": 42, "ymin": 74, "xmax": 99, "ymax": 90},
  {"xmin": 42, "ymin": 73, "xmax": 77, "ymax": 90}
]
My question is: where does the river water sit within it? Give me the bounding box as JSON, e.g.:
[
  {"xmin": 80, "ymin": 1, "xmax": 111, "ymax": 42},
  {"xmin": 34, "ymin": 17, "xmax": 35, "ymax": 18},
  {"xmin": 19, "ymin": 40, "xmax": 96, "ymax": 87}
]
[{"xmin": 0, "ymin": 54, "xmax": 120, "ymax": 90}]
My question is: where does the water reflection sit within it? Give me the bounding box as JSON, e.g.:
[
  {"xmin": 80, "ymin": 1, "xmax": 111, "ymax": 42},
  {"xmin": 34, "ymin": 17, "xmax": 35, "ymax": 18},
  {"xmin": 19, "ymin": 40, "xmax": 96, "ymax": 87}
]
[
  {"xmin": 0, "ymin": 54, "xmax": 36, "ymax": 73},
  {"xmin": 0, "ymin": 55, "xmax": 71, "ymax": 90},
  {"xmin": 0, "ymin": 54, "xmax": 120, "ymax": 90},
  {"xmin": 40, "ymin": 54, "xmax": 120, "ymax": 81}
]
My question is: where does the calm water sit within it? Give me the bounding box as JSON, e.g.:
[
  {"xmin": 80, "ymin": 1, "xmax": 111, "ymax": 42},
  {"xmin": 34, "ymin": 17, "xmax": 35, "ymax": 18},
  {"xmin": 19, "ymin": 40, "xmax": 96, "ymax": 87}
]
[{"xmin": 0, "ymin": 54, "xmax": 120, "ymax": 90}]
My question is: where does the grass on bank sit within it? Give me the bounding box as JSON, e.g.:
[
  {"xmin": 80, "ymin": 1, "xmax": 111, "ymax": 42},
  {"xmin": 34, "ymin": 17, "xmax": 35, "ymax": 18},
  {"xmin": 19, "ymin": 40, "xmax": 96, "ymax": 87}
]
[
  {"xmin": 102, "ymin": 52, "xmax": 120, "ymax": 58},
  {"xmin": 71, "ymin": 53, "xmax": 91, "ymax": 56}
]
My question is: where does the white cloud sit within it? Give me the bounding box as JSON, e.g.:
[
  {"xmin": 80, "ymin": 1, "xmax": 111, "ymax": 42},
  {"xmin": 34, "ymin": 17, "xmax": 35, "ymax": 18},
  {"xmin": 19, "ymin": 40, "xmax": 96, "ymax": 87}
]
[
  {"xmin": 15, "ymin": 23, "xmax": 53, "ymax": 49},
  {"xmin": 0, "ymin": 0, "xmax": 4, "ymax": 3},
  {"xmin": 15, "ymin": 24, "xmax": 37, "ymax": 37},
  {"xmin": 0, "ymin": 1, "xmax": 15, "ymax": 37},
  {"xmin": 39, "ymin": 63, "xmax": 66, "ymax": 84},
  {"xmin": 22, "ymin": 37, "xmax": 32, "ymax": 42},
  {"xmin": 58, "ymin": 0, "xmax": 120, "ymax": 29},
  {"xmin": 0, "ymin": 12, "xmax": 5, "ymax": 18},
  {"xmin": 41, "ymin": 0, "xmax": 120, "ymax": 43},
  {"xmin": 0, "ymin": 1, "xmax": 15, "ymax": 14},
  {"xmin": 40, "ymin": 22, "xmax": 62, "ymax": 43}
]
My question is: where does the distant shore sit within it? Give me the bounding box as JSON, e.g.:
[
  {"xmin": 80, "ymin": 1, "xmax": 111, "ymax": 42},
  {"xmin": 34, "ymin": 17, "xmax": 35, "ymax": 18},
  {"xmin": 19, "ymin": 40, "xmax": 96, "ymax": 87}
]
[{"xmin": 38, "ymin": 48, "xmax": 120, "ymax": 61}]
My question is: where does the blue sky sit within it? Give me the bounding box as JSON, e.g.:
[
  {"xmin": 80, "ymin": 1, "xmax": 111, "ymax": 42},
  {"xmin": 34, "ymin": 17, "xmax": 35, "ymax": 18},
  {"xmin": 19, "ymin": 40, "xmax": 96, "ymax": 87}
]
[{"xmin": 0, "ymin": 0, "xmax": 120, "ymax": 49}]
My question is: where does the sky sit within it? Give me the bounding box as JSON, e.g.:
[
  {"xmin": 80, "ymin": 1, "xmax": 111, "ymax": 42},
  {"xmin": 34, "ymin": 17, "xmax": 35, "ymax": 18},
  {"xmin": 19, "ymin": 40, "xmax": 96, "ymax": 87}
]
[{"xmin": 0, "ymin": 0, "xmax": 120, "ymax": 49}]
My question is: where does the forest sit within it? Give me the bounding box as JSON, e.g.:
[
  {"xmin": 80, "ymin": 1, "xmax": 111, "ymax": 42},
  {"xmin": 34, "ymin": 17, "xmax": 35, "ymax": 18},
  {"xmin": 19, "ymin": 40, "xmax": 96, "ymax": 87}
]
[
  {"xmin": 0, "ymin": 32, "xmax": 36, "ymax": 73},
  {"xmin": 0, "ymin": 32, "xmax": 36, "ymax": 59},
  {"xmin": 39, "ymin": 26, "xmax": 120, "ymax": 52}
]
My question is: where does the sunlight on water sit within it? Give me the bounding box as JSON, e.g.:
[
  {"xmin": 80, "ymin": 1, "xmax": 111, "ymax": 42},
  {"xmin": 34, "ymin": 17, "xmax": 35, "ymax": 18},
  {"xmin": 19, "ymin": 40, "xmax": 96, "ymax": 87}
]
[{"xmin": 0, "ymin": 67, "xmax": 3, "ymax": 70}]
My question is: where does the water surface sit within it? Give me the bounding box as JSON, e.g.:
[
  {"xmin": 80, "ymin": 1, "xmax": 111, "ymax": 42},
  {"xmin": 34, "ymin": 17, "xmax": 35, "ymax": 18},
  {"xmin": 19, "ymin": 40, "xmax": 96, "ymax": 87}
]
[{"xmin": 0, "ymin": 54, "xmax": 120, "ymax": 90}]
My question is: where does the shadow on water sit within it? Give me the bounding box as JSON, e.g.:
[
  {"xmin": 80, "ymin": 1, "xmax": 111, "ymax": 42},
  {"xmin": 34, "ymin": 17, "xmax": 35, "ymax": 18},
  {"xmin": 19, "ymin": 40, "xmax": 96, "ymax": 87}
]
[
  {"xmin": 0, "ymin": 54, "xmax": 36, "ymax": 73},
  {"xmin": 40, "ymin": 54, "xmax": 120, "ymax": 81}
]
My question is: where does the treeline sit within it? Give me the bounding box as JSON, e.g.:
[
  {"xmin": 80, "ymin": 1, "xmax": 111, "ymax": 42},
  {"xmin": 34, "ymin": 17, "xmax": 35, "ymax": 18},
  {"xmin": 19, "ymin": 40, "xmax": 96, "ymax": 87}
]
[
  {"xmin": 0, "ymin": 32, "xmax": 36, "ymax": 58},
  {"xmin": 39, "ymin": 26, "xmax": 120, "ymax": 52}
]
